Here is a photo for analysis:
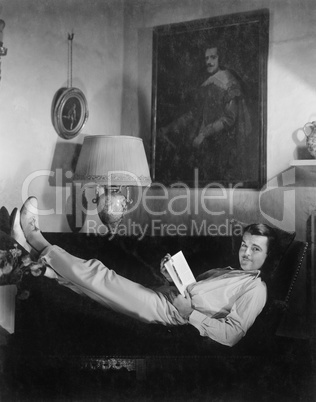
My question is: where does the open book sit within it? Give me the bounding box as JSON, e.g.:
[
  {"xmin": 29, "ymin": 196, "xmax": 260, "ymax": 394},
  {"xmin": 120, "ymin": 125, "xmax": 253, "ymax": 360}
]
[{"xmin": 164, "ymin": 251, "xmax": 196, "ymax": 296}]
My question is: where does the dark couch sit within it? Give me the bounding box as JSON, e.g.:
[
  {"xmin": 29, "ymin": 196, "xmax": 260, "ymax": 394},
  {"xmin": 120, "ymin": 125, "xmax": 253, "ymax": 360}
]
[{"xmin": 8, "ymin": 225, "xmax": 308, "ymax": 382}]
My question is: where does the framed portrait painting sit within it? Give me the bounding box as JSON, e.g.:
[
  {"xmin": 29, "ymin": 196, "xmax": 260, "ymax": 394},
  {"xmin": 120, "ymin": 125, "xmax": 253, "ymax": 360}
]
[{"xmin": 151, "ymin": 9, "xmax": 269, "ymax": 188}]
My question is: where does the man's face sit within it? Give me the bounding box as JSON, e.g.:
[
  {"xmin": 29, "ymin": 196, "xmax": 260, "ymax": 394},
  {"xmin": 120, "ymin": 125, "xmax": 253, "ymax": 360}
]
[
  {"xmin": 205, "ymin": 47, "xmax": 219, "ymax": 76},
  {"xmin": 239, "ymin": 232, "xmax": 268, "ymax": 271}
]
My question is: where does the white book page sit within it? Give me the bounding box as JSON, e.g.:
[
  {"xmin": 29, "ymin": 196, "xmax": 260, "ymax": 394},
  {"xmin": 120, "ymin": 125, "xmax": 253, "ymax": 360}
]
[{"xmin": 164, "ymin": 251, "xmax": 196, "ymax": 296}]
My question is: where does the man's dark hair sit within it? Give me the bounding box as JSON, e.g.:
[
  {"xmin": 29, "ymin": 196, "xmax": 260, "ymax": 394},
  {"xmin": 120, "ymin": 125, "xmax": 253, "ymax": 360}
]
[
  {"xmin": 243, "ymin": 223, "xmax": 277, "ymax": 255},
  {"xmin": 242, "ymin": 223, "xmax": 278, "ymax": 284}
]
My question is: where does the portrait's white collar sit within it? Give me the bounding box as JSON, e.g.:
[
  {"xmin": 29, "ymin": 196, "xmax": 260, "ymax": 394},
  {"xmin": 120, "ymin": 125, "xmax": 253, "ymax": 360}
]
[{"xmin": 201, "ymin": 69, "xmax": 230, "ymax": 89}]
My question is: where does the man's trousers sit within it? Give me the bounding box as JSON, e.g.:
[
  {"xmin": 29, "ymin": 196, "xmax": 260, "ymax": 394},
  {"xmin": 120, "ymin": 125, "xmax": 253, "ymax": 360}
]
[{"xmin": 41, "ymin": 245, "xmax": 187, "ymax": 326}]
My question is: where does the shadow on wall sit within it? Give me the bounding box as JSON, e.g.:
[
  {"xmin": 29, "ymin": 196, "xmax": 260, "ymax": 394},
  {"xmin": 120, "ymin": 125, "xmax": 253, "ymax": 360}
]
[
  {"xmin": 48, "ymin": 141, "xmax": 82, "ymax": 187},
  {"xmin": 137, "ymin": 27, "xmax": 153, "ymax": 159},
  {"xmin": 47, "ymin": 140, "xmax": 86, "ymax": 232},
  {"xmin": 138, "ymin": 85, "xmax": 151, "ymax": 159},
  {"xmin": 292, "ymin": 127, "xmax": 314, "ymax": 160}
]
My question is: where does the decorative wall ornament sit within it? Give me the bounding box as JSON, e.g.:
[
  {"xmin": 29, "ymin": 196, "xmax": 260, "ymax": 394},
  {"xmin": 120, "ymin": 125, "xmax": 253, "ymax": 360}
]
[{"xmin": 51, "ymin": 33, "xmax": 88, "ymax": 139}]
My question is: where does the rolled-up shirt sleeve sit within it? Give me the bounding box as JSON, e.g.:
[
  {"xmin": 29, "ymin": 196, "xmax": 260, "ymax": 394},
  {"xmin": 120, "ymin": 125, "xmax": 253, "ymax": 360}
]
[{"xmin": 188, "ymin": 282, "xmax": 267, "ymax": 347}]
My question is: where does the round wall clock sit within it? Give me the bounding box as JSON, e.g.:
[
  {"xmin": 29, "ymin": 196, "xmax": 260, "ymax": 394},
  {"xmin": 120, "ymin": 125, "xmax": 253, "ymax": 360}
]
[{"xmin": 51, "ymin": 87, "xmax": 89, "ymax": 140}]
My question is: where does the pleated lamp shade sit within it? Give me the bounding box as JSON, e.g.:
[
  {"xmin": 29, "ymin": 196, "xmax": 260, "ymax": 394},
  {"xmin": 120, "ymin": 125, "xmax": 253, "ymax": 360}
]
[{"xmin": 73, "ymin": 135, "xmax": 152, "ymax": 187}]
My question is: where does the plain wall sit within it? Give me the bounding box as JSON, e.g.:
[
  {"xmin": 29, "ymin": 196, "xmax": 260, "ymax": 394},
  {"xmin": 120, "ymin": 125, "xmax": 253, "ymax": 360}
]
[{"xmin": 0, "ymin": 0, "xmax": 124, "ymax": 231}]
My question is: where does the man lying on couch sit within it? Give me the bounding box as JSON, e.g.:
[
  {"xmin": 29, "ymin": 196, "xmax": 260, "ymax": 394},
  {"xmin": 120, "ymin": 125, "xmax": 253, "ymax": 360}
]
[{"xmin": 11, "ymin": 196, "xmax": 279, "ymax": 348}]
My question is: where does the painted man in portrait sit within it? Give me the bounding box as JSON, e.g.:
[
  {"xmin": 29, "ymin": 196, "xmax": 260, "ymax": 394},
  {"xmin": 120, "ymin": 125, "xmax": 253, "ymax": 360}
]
[{"xmin": 157, "ymin": 44, "xmax": 252, "ymax": 184}]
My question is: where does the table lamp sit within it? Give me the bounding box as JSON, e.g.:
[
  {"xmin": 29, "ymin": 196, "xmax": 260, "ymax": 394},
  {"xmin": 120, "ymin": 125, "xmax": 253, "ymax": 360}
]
[{"xmin": 73, "ymin": 135, "xmax": 152, "ymax": 233}]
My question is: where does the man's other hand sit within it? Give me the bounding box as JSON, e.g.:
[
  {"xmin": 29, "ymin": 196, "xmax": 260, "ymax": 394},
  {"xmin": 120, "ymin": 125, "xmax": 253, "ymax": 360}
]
[
  {"xmin": 160, "ymin": 254, "xmax": 173, "ymax": 282},
  {"xmin": 171, "ymin": 290, "xmax": 193, "ymax": 319}
]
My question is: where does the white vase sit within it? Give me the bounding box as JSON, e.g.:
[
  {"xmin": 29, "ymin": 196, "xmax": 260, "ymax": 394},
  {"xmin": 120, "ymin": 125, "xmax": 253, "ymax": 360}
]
[{"xmin": 304, "ymin": 121, "xmax": 316, "ymax": 158}]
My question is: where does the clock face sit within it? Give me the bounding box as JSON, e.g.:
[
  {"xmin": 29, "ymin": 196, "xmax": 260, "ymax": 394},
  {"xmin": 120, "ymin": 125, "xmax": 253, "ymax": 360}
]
[{"xmin": 51, "ymin": 87, "xmax": 89, "ymax": 140}]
